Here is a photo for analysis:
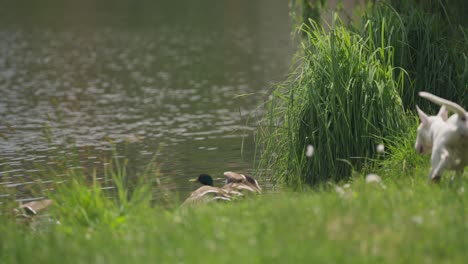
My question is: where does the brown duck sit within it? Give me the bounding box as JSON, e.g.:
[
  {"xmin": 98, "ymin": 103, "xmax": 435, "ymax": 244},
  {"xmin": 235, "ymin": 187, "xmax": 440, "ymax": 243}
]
[{"xmin": 181, "ymin": 172, "xmax": 261, "ymax": 206}]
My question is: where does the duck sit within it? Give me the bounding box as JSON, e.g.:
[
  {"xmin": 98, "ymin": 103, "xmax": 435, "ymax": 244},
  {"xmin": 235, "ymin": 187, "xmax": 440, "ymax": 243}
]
[
  {"xmin": 223, "ymin": 171, "xmax": 262, "ymax": 194},
  {"xmin": 181, "ymin": 172, "xmax": 261, "ymax": 206},
  {"xmin": 14, "ymin": 199, "xmax": 53, "ymax": 218},
  {"xmin": 180, "ymin": 174, "xmax": 234, "ymax": 206}
]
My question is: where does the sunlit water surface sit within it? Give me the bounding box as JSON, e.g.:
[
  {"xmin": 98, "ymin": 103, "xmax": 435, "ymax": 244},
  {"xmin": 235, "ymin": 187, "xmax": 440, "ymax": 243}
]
[{"xmin": 0, "ymin": 0, "xmax": 293, "ymax": 203}]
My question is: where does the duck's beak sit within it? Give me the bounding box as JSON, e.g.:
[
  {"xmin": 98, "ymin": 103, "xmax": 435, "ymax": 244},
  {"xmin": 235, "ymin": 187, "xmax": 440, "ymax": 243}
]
[{"xmin": 189, "ymin": 178, "xmax": 197, "ymax": 182}]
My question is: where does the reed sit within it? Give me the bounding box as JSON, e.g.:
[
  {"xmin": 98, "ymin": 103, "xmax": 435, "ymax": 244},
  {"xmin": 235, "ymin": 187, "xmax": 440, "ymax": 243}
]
[
  {"xmin": 257, "ymin": 16, "xmax": 410, "ymax": 187},
  {"xmin": 360, "ymin": 1, "xmax": 468, "ymax": 110}
]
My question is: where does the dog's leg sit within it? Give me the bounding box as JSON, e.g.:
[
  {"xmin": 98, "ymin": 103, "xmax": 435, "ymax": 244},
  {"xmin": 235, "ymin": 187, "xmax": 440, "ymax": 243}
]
[{"xmin": 429, "ymin": 147, "xmax": 449, "ymax": 183}]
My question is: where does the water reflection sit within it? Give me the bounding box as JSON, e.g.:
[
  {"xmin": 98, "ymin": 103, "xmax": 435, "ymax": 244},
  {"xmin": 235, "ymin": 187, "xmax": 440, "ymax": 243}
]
[{"xmin": 0, "ymin": 0, "xmax": 293, "ymax": 202}]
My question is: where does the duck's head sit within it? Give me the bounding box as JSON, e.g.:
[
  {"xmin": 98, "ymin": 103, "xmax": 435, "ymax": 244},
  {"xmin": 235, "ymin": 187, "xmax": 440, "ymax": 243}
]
[{"xmin": 196, "ymin": 174, "xmax": 214, "ymax": 186}]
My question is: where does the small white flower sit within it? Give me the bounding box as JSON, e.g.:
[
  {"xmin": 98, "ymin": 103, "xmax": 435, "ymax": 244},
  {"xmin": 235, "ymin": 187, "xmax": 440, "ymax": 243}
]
[
  {"xmin": 343, "ymin": 183, "xmax": 351, "ymax": 189},
  {"xmin": 365, "ymin": 174, "xmax": 381, "ymax": 183},
  {"xmin": 376, "ymin": 144, "xmax": 385, "ymax": 154},
  {"xmin": 306, "ymin": 145, "xmax": 314, "ymax": 158},
  {"xmin": 459, "ymin": 186, "xmax": 465, "ymax": 195},
  {"xmin": 335, "ymin": 186, "xmax": 345, "ymax": 196},
  {"xmin": 411, "ymin": 215, "xmax": 423, "ymax": 225}
]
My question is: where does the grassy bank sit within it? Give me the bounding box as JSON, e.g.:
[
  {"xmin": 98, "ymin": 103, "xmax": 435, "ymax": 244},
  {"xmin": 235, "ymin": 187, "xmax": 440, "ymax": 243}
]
[{"xmin": 1, "ymin": 168, "xmax": 467, "ymax": 263}]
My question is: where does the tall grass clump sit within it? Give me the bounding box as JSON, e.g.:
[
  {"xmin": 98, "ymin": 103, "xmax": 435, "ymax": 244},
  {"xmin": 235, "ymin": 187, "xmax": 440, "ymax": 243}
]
[
  {"xmin": 258, "ymin": 17, "xmax": 410, "ymax": 188},
  {"xmin": 33, "ymin": 144, "xmax": 166, "ymax": 234},
  {"xmin": 360, "ymin": 1, "xmax": 468, "ymax": 110},
  {"xmin": 370, "ymin": 117, "xmax": 429, "ymax": 177},
  {"xmin": 50, "ymin": 156, "xmax": 153, "ymax": 231}
]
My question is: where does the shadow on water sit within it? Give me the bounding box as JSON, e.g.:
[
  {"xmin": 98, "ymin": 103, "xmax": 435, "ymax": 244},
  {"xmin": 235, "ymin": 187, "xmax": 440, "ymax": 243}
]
[{"xmin": 0, "ymin": 0, "xmax": 293, "ymax": 203}]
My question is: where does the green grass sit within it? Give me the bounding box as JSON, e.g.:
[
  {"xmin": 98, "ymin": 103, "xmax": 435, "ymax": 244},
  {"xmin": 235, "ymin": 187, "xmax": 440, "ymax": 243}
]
[{"xmin": 1, "ymin": 167, "xmax": 467, "ymax": 263}]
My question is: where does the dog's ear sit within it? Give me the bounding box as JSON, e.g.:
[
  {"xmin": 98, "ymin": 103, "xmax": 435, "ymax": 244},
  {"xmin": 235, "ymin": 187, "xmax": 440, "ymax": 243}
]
[
  {"xmin": 416, "ymin": 105, "xmax": 429, "ymax": 126},
  {"xmin": 437, "ymin": 105, "xmax": 448, "ymax": 121}
]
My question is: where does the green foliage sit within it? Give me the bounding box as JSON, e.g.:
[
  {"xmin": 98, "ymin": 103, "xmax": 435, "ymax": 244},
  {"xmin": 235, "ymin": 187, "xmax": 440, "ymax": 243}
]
[
  {"xmin": 48, "ymin": 149, "xmax": 159, "ymax": 232},
  {"xmin": 258, "ymin": 16, "xmax": 411, "ymax": 187},
  {"xmin": 360, "ymin": 1, "xmax": 468, "ymax": 110},
  {"xmin": 372, "ymin": 117, "xmax": 430, "ymax": 178},
  {"xmin": 387, "ymin": 0, "xmax": 468, "ymax": 27},
  {"xmin": 52, "ymin": 172, "xmax": 127, "ymax": 230}
]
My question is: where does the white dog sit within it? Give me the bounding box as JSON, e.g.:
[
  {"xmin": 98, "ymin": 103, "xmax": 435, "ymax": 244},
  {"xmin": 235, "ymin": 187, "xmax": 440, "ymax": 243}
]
[
  {"xmin": 415, "ymin": 105, "xmax": 448, "ymax": 154},
  {"xmin": 416, "ymin": 92, "xmax": 468, "ymax": 182}
]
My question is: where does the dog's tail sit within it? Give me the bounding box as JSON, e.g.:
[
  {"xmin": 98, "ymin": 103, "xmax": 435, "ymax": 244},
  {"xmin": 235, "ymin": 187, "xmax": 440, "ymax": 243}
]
[{"xmin": 419, "ymin": 91, "xmax": 466, "ymax": 117}]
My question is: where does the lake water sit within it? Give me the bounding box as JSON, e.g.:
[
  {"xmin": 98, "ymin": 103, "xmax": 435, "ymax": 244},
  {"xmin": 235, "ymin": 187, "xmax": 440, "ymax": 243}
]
[{"xmin": 0, "ymin": 0, "xmax": 293, "ymax": 202}]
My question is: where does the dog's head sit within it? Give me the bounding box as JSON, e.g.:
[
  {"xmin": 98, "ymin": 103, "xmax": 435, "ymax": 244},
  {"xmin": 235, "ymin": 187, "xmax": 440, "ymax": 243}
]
[{"xmin": 415, "ymin": 105, "xmax": 448, "ymax": 154}]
